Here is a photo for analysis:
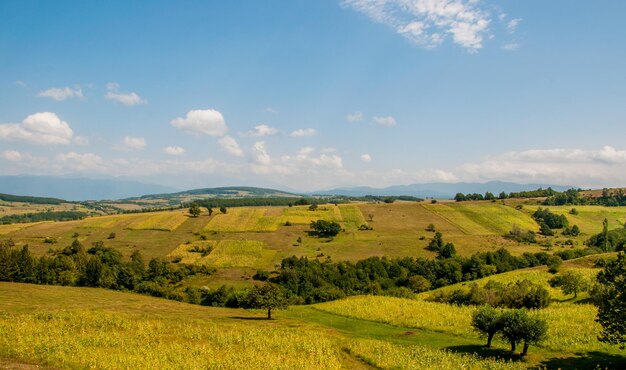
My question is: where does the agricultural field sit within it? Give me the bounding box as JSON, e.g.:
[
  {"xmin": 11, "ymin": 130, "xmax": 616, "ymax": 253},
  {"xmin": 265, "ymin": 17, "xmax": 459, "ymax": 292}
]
[
  {"xmin": 126, "ymin": 210, "xmax": 189, "ymax": 231},
  {"xmin": 0, "ymin": 201, "xmax": 92, "ymax": 217},
  {"xmin": 203, "ymin": 207, "xmax": 282, "ymax": 232},
  {"xmin": 281, "ymin": 205, "xmax": 342, "ymax": 224},
  {"xmin": 522, "ymin": 205, "xmax": 626, "ymax": 236},
  {"xmin": 200, "ymin": 240, "xmax": 276, "ymax": 269}
]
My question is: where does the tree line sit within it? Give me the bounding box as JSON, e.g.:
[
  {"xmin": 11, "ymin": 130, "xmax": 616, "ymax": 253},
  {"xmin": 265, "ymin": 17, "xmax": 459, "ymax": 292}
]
[
  {"xmin": 0, "ymin": 211, "xmax": 90, "ymax": 225},
  {"xmin": 454, "ymin": 188, "xmax": 559, "ymax": 202}
]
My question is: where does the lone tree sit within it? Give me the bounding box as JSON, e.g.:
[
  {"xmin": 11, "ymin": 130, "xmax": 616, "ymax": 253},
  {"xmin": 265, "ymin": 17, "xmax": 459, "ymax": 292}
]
[
  {"xmin": 220, "ymin": 206, "xmax": 227, "ymax": 214},
  {"xmin": 471, "ymin": 305, "xmax": 502, "ymax": 348},
  {"xmin": 247, "ymin": 283, "xmax": 288, "ymax": 319},
  {"xmin": 594, "ymin": 252, "xmax": 626, "ymax": 347},
  {"xmin": 549, "ymin": 270, "xmax": 589, "ymax": 298},
  {"xmin": 310, "ymin": 220, "xmax": 341, "ymax": 238},
  {"xmin": 206, "ymin": 207, "xmax": 213, "ymax": 216},
  {"xmin": 500, "ymin": 309, "xmax": 547, "ymax": 355},
  {"xmin": 189, "ymin": 203, "xmax": 201, "ymax": 217}
]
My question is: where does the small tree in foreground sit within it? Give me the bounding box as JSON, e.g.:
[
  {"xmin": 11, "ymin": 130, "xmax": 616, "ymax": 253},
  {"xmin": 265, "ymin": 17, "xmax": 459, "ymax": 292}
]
[
  {"xmin": 471, "ymin": 305, "xmax": 502, "ymax": 348},
  {"xmin": 246, "ymin": 283, "xmax": 288, "ymax": 319},
  {"xmin": 594, "ymin": 252, "xmax": 626, "ymax": 347},
  {"xmin": 499, "ymin": 309, "xmax": 547, "ymax": 355},
  {"xmin": 189, "ymin": 203, "xmax": 201, "ymax": 217}
]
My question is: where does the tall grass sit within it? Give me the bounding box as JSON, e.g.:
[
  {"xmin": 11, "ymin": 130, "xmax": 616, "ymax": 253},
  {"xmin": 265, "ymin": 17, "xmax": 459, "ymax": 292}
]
[{"xmin": 0, "ymin": 310, "xmax": 343, "ymax": 369}]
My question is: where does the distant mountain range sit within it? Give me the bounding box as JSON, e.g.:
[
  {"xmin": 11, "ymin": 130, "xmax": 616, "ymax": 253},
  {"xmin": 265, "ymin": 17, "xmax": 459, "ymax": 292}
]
[
  {"xmin": 0, "ymin": 176, "xmax": 575, "ymax": 202},
  {"xmin": 0, "ymin": 176, "xmax": 177, "ymax": 201},
  {"xmin": 312, "ymin": 181, "xmax": 574, "ymax": 199}
]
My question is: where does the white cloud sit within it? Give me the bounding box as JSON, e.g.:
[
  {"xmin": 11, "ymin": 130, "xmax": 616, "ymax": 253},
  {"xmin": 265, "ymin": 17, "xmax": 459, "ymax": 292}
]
[
  {"xmin": 251, "ymin": 141, "xmax": 271, "ymax": 166},
  {"xmin": 298, "ymin": 146, "xmax": 316, "ymax": 156},
  {"xmin": 218, "ymin": 136, "xmax": 244, "ymax": 157},
  {"xmin": 164, "ymin": 146, "xmax": 185, "ymax": 156},
  {"xmin": 290, "ymin": 128, "xmax": 317, "ymax": 137},
  {"xmin": 262, "ymin": 107, "xmax": 278, "ymax": 114},
  {"xmin": 1, "ymin": 150, "xmax": 22, "ymax": 162},
  {"xmin": 0, "ymin": 112, "xmax": 73, "ymax": 145},
  {"xmin": 170, "ymin": 109, "xmax": 228, "ymax": 136},
  {"xmin": 55, "ymin": 152, "xmax": 106, "ymax": 172},
  {"xmin": 343, "ymin": 0, "xmax": 493, "ymax": 51},
  {"xmin": 73, "ymin": 136, "xmax": 89, "ymax": 146},
  {"xmin": 118, "ymin": 136, "xmax": 146, "ymax": 151},
  {"xmin": 502, "ymin": 43, "xmax": 519, "ymax": 51},
  {"xmin": 37, "ymin": 85, "xmax": 83, "ymax": 101},
  {"xmin": 372, "ymin": 116, "xmax": 396, "ymax": 126},
  {"xmin": 245, "ymin": 124, "xmax": 279, "ymax": 137},
  {"xmin": 15, "ymin": 81, "xmax": 26, "ymax": 87},
  {"xmin": 361, "ymin": 154, "xmax": 372, "ymax": 163},
  {"xmin": 105, "ymin": 83, "xmax": 147, "ymax": 106},
  {"xmin": 346, "ymin": 111, "xmax": 363, "ymax": 122},
  {"xmin": 506, "ymin": 18, "xmax": 522, "ymax": 33}
]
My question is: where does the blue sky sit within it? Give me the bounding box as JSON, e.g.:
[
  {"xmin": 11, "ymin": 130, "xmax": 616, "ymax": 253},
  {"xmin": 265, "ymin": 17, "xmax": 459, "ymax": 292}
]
[{"xmin": 1, "ymin": 0, "xmax": 626, "ymax": 191}]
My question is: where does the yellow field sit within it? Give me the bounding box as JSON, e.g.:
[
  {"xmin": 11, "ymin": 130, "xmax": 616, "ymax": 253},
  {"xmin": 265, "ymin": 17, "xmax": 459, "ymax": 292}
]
[
  {"xmin": 0, "ymin": 222, "xmax": 49, "ymax": 235},
  {"xmin": 126, "ymin": 211, "xmax": 189, "ymax": 231},
  {"xmin": 346, "ymin": 338, "xmax": 526, "ymax": 370},
  {"xmin": 166, "ymin": 241, "xmax": 217, "ymax": 264},
  {"xmin": 200, "ymin": 240, "xmax": 276, "ymax": 268},
  {"xmin": 79, "ymin": 213, "xmax": 142, "ymax": 229},
  {"xmin": 523, "ymin": 205, "xmax": 626, "ymax": 235},
  {"xmin": 203, "ymin": 208, "xmax": 282, "ymax": 232},
  {"xmin": 338, "ymin": 204, "xmax": 367, "ymax": 229},
  {"xmin": 0, "ymin": 310, "xmax": 343, "ymax": 369},
  {"xmin": 281, "ymin": 205, "xmax": 342, "ymax": 225},
  {"xmin": 315, "ymin": 294, "xmax": 615, "ymax": 354},
  {"xmin": 419, "ymin": 264, "xmax": 600, "ymax": 301},
  {"xmin": 426, "ymin": 203, "xmax": 538, "ymax": 235}
]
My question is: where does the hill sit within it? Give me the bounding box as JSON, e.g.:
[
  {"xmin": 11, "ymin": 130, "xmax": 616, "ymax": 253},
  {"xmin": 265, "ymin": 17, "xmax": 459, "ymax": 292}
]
[
  {"xmin": 315, "ymin": 181, "xmax": 574, "ymax": 198},
  {"xmin": 0, "ymin": 175, "xmax": 178, "ymax": 201}
]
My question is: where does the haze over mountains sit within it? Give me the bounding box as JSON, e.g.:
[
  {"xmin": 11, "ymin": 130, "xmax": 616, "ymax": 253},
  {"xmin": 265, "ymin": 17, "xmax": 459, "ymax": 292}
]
[{"xmin": 0, "ymin": 175, "xmax": 574, "ymax": 201}]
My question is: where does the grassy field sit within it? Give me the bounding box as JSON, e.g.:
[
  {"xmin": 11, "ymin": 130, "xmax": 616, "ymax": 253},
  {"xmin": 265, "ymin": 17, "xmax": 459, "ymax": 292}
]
[
  {"xmin": 3, "ymin": 281, "xmax": 624, "ymax": 369},
  {"xmin": 1, "ymin": 200, "xmax": 626, "ymax": 287}
]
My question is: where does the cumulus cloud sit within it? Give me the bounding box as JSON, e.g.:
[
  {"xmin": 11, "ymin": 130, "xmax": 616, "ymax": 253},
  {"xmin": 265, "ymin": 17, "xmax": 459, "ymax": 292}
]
[
  {"xmin": 343, "ymin": 0, "xmax": 493, "ymax": 51},
  {"xmin": 1, "ymin": 150, "xmax": 22, "ymax": 162},
  {"xmin": 372, "ymin": 116, "xmax": 396, "ymax": 126},
  {"xmin": 361, "ymin": 154, "xmax": 372, "ymax": 163},
  {"xmin": 251, "ymin": 141, "xmax": 271, "ymax": 166},
  {"xmin": 105, "ymin": 82, "xmax": 147, "ymax": 106},
  {"xmin": 73, "ymin": 136, "xmax": 89, "ymax": 146},
  {"xmin": 506, "ymin": 18, "xmax": 522, "ymax": 33},
  {"xmin": 346, "ymin": 111, "xmax": 363, "ymax": 122},
  {"xmin": 0, "ymin": 112, "xmax": 73, "ymax": 145},
  {"xmin": 218, "ymin": 136, "xmax": 244, "ymax": 157},
  {"xmin": 118, "ymin": 136, "xmax": 146, "ymax": 151},
  {"xmin": 55, "ymin": 152, "xmax": 106, "ymax": 172},
  {"xmin": 245, "ymin": 124, "xmax": 279, "ymax": 137},
  {"xmin": 37, "ymin": 85, "xmax": 83, "ymax": 101},
  {"xmin": 170, "ymin": 109, "xmax": 228, "ymax": 136},
  {"xmin": 164, "ymin": 146, "xmax": 185, "ymax": 156},
  {"xmin": 290, "ymin": 128, "xmax": 317, "ymax": 137}
]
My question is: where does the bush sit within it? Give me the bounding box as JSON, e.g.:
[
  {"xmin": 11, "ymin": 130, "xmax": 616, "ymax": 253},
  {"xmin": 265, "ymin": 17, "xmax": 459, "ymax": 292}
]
[{"xmin": 310, "ymin": 220, "xmax": 341, "ymax": 237}]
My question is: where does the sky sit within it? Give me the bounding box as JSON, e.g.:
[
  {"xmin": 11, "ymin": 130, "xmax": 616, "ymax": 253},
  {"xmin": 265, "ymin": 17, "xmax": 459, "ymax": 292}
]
[{"xmin": 1, "ymin": 0, "xmax": 626, "ymax": 191}]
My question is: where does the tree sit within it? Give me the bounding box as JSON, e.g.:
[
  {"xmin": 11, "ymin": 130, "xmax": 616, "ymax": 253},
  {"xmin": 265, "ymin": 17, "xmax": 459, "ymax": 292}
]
[
  {"xmin": 602, "ymin": 218, "xmax": 610, "ymax": 252},
  {"xmin": 246, "ymin": 283, "xmax": 288, "ymax": 319},
  {"xmin": 206, "ymin": 207, "xmax": 213, "ymax": 216},
  {"xmin": 471, "ymin": 305, "xmax": 502, "ymax": 347},
  {"xmin": 407, "ymin": 275, "xmax": 431, "ymax": 293},
  {"xmin": 310, "ymin": 220, "xmax": 341, "ymax": 238},
  {"xmin": 454, "ymin": 193, "xmax": 466, "ymax": 202},
  {"xmin": 549, "ymin": 270, "xmax": 589, "ymax": 298},
  {"xmin": 499, "ymin": 191, "xmax": 508, "ymax": 199},
  {"xmin": 189, "ymin": 203, "xmax": 201, "ymax": 217},
  {"xmin": 426, "ymin": 232, "xmax": 444, "ymax": 251},
  {"xmin": 220, "ymin": 206, "xmax": 227, "ymax": 214},
  {"xmin": 438, "ymin": 242, "xmax": 457, "ymax": 259},
  {"xmin": 539, "ymin": 222, "xmax": 554, "ymax": 236},
  {"xmin": 594, "ymin": 252, "xmax": 626, "ymax": 347},
  {"xmin": 499, "ymin": 309, "xmax": 547, "ymax": 355}
]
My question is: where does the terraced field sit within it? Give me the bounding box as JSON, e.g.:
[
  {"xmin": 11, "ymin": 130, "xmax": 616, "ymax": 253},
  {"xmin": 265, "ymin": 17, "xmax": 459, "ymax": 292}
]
[
  {"xmin": 126, "ymin": 210, "xmax": 189, "ymax": 231},
  {"xmin": 203, "ymin": 208, "xmax": 282, "ymax": 232},
  {"xmin": 425, "ymin": 203, "xmax": 538, "ymax": 235}
]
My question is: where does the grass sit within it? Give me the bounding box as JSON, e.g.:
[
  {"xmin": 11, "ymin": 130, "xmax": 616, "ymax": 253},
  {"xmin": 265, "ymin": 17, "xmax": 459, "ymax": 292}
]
[
  {"xmin": 166, "ymin": 240, "xmax": 216, "ymax": 264},
  {"xmin": 0, "ymin": 221, "xmax": 49, "ymax": 235},
  {"xmin": 200, "ymin": 240, "xmax": 276, "ymax": 269},
  {"xmin": 338, "ymin": 204, "xmax": 367, "ymax": 229},
  {"xmin": 281, "ymin": 205, "xmax": 342, "ymax": 225},
  {"xmin": 203, "ymin": 208, "xmax": 282, "ymax": 232},
  {"xmin": 125, "ymin": 211, "xmax": 190, "ymax": 231},
  {"xmin": 523, "ymin": 205, "xmax": 626, "ymax": 237}
]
